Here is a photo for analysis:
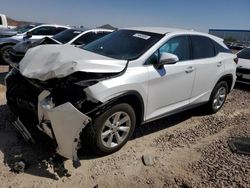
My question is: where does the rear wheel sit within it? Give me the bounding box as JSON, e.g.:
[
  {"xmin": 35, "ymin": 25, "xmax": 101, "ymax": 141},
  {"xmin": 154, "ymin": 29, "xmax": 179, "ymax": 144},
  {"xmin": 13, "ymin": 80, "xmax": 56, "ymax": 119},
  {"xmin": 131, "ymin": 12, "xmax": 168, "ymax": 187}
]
[
  {"xmin": 207, "ymin": 81, "xmax": 228, "ymax": 113},
  {"xmin": 86, "ymin": 103, "xmax": 136, "ymax": 154},
  {"xmin": 0, "ymin": 45, "xmax": 14, "ymax": 65}
]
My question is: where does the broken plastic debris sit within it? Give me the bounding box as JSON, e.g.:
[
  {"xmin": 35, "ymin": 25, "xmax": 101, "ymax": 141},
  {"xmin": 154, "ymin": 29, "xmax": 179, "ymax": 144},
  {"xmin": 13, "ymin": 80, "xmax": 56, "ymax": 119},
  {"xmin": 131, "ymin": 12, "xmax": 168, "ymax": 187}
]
[
  {"xmin": 13, "ymin": 160, "xmax": 26, "ymax": 173},
  {"xmin": 228, "ymin": 137, "xmax": 250, "ymax": 155},
  {"xmin": 49, "ymin": 154, "xmax": 71, "ymax": 177}
]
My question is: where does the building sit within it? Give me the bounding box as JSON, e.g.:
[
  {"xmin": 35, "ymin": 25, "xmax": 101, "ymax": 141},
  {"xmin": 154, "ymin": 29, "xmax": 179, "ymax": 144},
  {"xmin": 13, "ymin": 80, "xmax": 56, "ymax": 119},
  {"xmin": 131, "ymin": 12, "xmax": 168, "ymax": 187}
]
[{"xmin": 209, "ymin": 29, "xmax": 250, "ymax": 43}]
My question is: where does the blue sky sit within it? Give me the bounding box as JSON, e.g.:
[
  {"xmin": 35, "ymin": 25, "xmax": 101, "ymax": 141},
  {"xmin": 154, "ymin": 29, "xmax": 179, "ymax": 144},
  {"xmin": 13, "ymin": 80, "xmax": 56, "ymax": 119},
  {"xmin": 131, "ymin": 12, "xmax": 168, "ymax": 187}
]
[{"xmin": 1, "ymin": 0, "xmax": 250, "ymax": 32}]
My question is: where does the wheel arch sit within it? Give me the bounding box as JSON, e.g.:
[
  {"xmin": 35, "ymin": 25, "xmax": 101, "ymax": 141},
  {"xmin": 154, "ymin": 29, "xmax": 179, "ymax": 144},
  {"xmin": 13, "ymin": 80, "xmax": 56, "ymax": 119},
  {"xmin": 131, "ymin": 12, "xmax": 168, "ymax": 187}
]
[
  {"xmin": 93, "ymin": 91, "xmax": 145, "ymax": 126},
  {"xmin": 0, "ymin": 42, "xmax": 16, "ymax": 49},
  {"xmin": 215, "ymin": 74, "xmax": 234, "ymax": 93}
]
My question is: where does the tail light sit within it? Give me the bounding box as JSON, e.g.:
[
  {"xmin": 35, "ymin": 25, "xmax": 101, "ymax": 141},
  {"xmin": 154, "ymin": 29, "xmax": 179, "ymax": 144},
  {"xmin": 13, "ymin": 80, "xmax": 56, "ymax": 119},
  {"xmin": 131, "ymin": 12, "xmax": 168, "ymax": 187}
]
[{"xmin": 234, "ymin": 57, "xmax": 238, "ymax": 64}]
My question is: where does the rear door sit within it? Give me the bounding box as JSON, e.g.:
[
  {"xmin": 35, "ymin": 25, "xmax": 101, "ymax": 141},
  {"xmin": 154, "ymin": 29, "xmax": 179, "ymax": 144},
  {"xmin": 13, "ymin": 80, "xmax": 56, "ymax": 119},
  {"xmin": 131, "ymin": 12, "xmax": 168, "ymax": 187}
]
[
  {"xmin": 146, "ymin": 35, "xmax": 196, "ymax": 120},
  {"xmin": 189, "ymin": 35, "xmax": 224, "ymax": 104}
]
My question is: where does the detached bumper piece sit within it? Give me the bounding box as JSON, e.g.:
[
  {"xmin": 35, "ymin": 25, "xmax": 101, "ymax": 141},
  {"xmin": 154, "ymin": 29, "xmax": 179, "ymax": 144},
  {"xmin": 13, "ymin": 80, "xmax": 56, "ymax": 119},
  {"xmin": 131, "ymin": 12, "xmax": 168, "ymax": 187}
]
[
  {"xmin": 38, "ymin": 91, "xmax": 91, "ymax": 168},
  {"xmin": 228, "ymin": 137, "xmax": 250, "ymax": 155},
  {"xmin": 10, "ymin": 114, "xmax": 35, "ymax": 144}
]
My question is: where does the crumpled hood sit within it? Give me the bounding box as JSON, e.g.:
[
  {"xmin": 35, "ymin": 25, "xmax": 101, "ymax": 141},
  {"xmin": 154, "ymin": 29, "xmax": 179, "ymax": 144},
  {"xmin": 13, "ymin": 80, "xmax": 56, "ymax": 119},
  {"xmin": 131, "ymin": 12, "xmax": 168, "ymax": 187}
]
[{"xmin": 19, "ymin": 45, "xmax": 127, "ymax": 81}]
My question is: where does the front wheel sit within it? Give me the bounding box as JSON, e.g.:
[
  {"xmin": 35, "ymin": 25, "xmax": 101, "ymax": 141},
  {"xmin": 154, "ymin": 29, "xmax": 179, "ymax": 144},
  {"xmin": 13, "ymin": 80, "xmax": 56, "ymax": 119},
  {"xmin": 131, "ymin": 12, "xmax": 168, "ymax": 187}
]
[
  {"xmin": 0, "ymin": 45, "xmax": 14, "ymax": 65},
  {"xmin": 207, "ymin": 81, "xmax": 228, "ymax": 113},
  {"xmin": 86, "ymin": 103, "xmax": 136, "ymax": 154}
]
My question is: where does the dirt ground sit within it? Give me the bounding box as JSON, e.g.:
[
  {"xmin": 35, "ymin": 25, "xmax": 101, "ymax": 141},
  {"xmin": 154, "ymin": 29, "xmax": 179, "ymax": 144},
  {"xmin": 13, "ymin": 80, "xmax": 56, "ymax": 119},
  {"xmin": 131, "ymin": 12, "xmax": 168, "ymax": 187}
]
[{"xmin": 0, "ymin": 66, "xmax": 249, "ymax": 188}]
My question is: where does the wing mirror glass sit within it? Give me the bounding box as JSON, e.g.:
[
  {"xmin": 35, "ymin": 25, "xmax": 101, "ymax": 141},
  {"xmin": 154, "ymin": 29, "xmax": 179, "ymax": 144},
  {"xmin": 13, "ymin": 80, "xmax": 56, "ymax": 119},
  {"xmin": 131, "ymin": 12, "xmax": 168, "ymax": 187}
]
[
  {"xmin": 154, "ymin": 52, "xmax": 179, "ymax": 69},
  {"xmin": 74, "ymin": 41, "xmax": 84, "ymax": 46},
  {"xmin": 23, "ymin": 31, "xmax": 32, "ymax": 40}
]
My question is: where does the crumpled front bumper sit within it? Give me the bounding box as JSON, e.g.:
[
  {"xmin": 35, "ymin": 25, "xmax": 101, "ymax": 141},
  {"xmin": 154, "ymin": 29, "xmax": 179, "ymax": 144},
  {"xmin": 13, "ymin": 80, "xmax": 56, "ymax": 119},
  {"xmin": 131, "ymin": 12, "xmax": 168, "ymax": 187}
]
[{"xmin": 37, "ymin": 90, "xmax": 91, "ymax": 166}]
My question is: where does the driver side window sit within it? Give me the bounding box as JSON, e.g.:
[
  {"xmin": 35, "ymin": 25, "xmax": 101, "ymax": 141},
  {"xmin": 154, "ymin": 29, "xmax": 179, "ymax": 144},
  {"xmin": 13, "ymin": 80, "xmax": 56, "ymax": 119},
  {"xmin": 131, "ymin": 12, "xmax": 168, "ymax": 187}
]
[
  {"xmin": 159, "ymin": 36, "xmax": 191, "ymax": 61},
  {"xmin": 147, "ymin": 35, "xmax": 191, "ymax": 64}
]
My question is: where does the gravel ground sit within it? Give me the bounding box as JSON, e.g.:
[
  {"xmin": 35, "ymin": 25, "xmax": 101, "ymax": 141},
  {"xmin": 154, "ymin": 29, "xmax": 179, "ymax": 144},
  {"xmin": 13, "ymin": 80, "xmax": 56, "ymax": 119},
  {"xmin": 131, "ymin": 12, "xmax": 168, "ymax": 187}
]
[{"xmin": 0, "ymin": 68, "xmax": 249, "ymax": 188}]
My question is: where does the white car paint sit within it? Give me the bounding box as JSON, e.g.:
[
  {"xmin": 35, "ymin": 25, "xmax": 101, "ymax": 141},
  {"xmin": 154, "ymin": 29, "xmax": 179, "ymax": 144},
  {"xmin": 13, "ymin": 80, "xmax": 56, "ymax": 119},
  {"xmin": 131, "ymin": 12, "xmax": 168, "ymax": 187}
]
[
  {"xmin": 20, "ymin": 45, "xmax": 127, "ymax": 81},
  {"xmin": 236, "ymin": 47, "xmax": 250, "ymax": 83},
  {"xmin": 8, "ymin": 24, "xmax": 70, "ymax": 41},
  {"xmin": 237, "ymin": 58, "xmax": 250, "ymax": 80},
  {"xmin": 15, "ymin": 27, "xmax": 237, "ymax": 163}
]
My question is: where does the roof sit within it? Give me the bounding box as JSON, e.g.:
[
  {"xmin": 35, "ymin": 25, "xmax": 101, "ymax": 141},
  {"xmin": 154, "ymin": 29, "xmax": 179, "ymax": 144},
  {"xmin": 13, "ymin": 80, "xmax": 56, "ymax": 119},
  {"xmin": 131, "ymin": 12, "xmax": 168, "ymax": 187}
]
[
  {"xmin": 38, "ymin": 24, "xmax": 70, "ymax": 28},
  {"xmin": 122, "ymin": 27, "xmax": 188, "ymax": 34}
]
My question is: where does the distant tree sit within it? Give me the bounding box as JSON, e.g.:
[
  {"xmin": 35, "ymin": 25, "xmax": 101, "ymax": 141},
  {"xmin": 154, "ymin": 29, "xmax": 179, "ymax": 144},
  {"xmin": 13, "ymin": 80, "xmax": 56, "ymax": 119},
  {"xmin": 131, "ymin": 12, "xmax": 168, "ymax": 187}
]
[{"xmin": 224, "ymin": 36, "xmax": 237, "ymax": 43}]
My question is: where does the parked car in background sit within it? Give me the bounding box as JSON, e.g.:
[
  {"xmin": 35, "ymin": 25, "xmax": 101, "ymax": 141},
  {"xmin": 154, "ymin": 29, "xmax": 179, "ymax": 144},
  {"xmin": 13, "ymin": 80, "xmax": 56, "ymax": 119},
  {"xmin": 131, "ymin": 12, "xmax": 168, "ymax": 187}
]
[
  {"xmin": 5, "ymin": 27, "xmax": 237, "ymax": 166},
  {"xmin": 236, "ymin": 47, "xmax": 250, "ymax": 84},
  {"xmin": 0, "ymin": 13, "xmax": 16, "ymax": 29},
  {"xmin": 0, "ymin": 23, "xmax": 70, "ymax": 64},
  {"xmin": 9, "ymin": 28, "xmax": 113, "ymax": 67}
]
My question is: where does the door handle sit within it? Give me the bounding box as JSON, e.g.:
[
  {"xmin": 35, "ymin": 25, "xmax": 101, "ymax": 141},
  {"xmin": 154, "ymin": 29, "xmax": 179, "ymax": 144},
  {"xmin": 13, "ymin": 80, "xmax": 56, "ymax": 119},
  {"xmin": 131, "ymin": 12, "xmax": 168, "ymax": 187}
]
[
  {"xmin": 217, "ymin": 62, "xmax": 222, "ymax": 67},
  {"xmin": 185, "ymin": 66, "xmax": 194, "ymax": 73}
]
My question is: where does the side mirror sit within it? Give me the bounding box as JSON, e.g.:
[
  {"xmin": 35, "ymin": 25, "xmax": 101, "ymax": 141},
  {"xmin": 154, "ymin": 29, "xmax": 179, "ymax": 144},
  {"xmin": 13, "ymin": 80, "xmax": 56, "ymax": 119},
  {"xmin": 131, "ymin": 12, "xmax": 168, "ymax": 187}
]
[
  {"xmin": 24, "ymin": 31, "xmax": 32, "ymax": 39},
  {"xmin": 154, "ymin": 52, "xmax": 179, "ymax": 69},
  {"xmin": 74, "ymin": 41, "xmax": 84, "ymax": 46}
]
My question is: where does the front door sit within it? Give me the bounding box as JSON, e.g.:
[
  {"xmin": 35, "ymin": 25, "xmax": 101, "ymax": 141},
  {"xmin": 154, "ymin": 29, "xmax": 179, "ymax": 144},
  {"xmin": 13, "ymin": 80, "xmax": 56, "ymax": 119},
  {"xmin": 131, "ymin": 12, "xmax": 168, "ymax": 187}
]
[{"xmin": 146, "ymin": 35, "xmax": 195, "ymax": 120}]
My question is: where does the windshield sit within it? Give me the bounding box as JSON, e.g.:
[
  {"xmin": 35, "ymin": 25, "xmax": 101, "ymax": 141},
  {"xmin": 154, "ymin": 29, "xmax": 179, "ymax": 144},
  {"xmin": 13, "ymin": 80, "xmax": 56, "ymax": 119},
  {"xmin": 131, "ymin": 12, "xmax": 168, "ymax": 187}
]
[
  {"xmin": 237, "ymin": 48, "xmax": 250, "ymax": 60},
  {"xmin": 15, "ymin": 24, "xmax": 37, "ymax": 33},
  {"xmin": 52, "ymin": 29, "xmax": 84, "ymax": 44},
  {"xmin": 83, "ymin": 29, "xmax": 163, "ymax": 60}
]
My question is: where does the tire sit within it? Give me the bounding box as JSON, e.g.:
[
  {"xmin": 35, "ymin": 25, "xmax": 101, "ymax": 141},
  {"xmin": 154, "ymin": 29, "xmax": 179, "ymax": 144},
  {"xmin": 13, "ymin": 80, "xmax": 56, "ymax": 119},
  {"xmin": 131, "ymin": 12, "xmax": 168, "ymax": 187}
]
[
  {"xmin": 85, "ymin": 103, "xmax": 136, "ymax": 155},
  {"xmin": 0, "ymin": 45, "xmax": 13, "ymax": 65},
  {"xmin": 206, "ymin": 81, "xmax": 228, "ymax": 113}
]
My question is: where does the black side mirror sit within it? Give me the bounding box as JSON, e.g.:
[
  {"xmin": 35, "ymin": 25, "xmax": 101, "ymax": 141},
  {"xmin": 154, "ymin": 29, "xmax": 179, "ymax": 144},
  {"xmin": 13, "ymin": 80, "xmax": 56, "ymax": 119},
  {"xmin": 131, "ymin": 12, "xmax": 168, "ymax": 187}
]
[
  {"xmin": 154, "ymin": 52, "xmax": 179, "ymax": 69},
  {"xmin": 24, "ymin": 31, "xmax": 32, "ymax": 40},
  {"xmin": 74, "ymin": 41, "xmax": 84, "ymax": 46}
]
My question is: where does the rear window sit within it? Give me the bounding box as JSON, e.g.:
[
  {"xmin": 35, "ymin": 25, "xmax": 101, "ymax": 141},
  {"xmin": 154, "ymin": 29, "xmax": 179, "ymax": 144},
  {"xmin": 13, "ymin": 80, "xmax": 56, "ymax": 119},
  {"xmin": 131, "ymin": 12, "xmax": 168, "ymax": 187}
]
[
  {"xmin": 53, "ymin": 29, "xmax": 83, "ymax": 44},
  {"xmin": 191, "ymin": 35, "xmax": 215, "ymax": 59},
  {"xmin": 73, "ymin": 31, "xmax": 111, "ymax": 45},
  {"xmin": 237, "ymin": 48, "xmax": 250, "ymax": 59}
]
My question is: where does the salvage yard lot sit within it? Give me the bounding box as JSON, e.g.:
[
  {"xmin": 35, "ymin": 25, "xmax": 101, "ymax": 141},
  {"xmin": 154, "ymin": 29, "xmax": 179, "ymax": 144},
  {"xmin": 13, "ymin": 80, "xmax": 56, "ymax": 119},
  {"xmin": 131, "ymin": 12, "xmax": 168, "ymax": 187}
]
[{"xmin": 0, "ymin": 66, "xmax": 249, "ymax": 188}]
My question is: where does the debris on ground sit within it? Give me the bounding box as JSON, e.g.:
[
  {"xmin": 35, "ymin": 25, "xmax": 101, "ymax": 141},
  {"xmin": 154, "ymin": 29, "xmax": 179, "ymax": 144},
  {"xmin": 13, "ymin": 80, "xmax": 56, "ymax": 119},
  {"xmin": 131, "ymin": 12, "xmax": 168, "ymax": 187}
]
[
  {"xmin": 12, "ymin": 160, "xmax": 27, "ymax": 173},
  {"xmin": 228, "ymin": 137, "xmax": 250, "ymax": 155},
  {"xmin": 142, "ymin": 155, "xmax": 155, "ymax": 166},
  {"xmin": 49, "ymin": 154, "xmax": 71, "ymax": 178},
  {"xmin": 0, "ymin": 80, "xmax": 249, "ymax": 187}
]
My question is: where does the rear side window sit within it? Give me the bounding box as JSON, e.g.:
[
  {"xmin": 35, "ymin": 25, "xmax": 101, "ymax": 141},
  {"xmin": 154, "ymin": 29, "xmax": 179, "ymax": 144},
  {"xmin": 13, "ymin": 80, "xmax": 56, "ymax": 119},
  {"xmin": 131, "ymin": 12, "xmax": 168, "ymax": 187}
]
[
  {"xmin": 0, "ymin": 18, "xmax": 2, "ymax": 25},
  {"xmin": 237, "ymin": 48, "xmax": 250, "ymax": 59},
  {"xmin": 32, "ymin": 27, "xmax": 67, "ymax": 36},
  {"xmin": 53, "ymin": 27, "xmax": 67, "ymax": 35},
  {"xmin": 53, "ymin": 29, "xmax": 83, "ymax": 44},
  {"xmin": 191, "ymin": 35, "xmax": 215, "ymax": 59},
  {"xmin": 213, "ymin": 41, "xmax": 231, "ymax": 54}
]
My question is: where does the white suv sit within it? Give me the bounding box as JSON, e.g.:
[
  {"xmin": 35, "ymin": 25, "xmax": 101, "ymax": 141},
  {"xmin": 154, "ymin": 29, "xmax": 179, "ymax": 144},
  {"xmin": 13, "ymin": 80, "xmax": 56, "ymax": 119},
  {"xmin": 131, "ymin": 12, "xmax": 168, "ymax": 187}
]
[{"xmin": 6, "ymin": 27, "xmax": 237, "ymax": 165}]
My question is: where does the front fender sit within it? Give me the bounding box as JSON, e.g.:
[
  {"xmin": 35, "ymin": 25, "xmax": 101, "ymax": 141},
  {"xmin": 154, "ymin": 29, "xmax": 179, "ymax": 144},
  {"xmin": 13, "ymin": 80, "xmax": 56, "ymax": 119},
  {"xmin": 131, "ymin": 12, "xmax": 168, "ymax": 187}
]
[{"xmin": 0, "ymin": 38, "xmax": 20, "ymax": 47}]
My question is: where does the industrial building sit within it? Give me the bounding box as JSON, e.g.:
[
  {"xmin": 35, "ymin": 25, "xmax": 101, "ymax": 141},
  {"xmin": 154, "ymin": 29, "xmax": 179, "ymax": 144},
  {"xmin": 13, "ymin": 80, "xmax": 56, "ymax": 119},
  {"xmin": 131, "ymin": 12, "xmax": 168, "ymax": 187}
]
[{"xmin": 209, "ymin": 29, "xmax": 250, "ymax": 43}]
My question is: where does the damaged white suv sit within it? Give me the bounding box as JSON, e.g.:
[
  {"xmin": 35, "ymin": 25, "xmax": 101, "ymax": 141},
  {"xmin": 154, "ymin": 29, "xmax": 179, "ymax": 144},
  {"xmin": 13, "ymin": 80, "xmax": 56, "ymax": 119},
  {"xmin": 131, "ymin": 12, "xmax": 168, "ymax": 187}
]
[{"xmin": 6, "ymin": 27, "xmax": 237, "ymax": 165}]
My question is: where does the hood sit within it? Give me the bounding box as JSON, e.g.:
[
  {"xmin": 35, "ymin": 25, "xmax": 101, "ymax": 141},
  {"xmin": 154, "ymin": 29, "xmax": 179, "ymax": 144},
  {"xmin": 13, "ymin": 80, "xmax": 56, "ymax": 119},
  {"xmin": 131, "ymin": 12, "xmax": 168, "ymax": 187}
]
[
  {"xmin": 238, "ymin": 58, "xmax": 250, "ymax": 69},
  {"xmin": 19, "ymin": 45, "xmax": 127, "ymax": 81},
  {"xmin": 0, "ymin": 28, "xmax": 17, "ymax": 37}
]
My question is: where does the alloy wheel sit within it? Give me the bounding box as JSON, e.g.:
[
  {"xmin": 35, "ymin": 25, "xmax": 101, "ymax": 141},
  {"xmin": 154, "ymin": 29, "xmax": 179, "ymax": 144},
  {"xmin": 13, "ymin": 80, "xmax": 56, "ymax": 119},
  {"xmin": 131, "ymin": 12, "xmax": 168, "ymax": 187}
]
[
  {"xmin": 101, "ymin": 111, "xmax": 131, "ymax": 148},
  {"xmin": 212, "ymin": 86, "xmax": 227, "ymax": 110}
]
